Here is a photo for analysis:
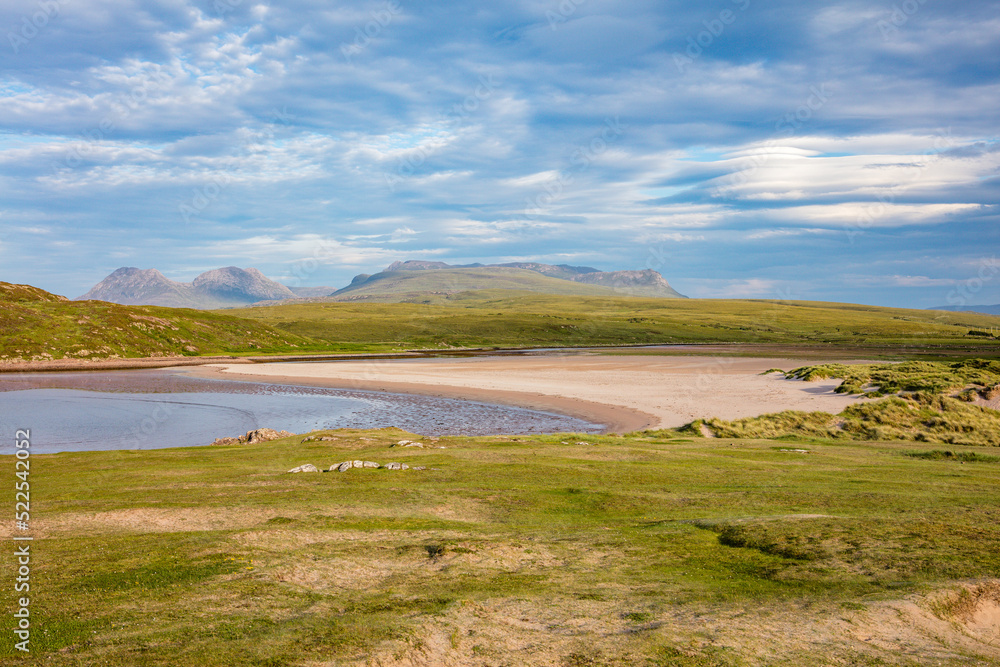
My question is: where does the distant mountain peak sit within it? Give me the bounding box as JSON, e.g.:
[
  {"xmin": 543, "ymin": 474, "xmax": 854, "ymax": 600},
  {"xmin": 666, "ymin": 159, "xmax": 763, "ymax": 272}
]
[
  {"xmin": 77, "ymin": 266, "xmax": 295, "ymax": 309},
  {"xmin": 385, "ymin": 260, "xmax": 455, "ymax": 272},
  {"xmin": 342, "ymin": 260, "xmax": 686, "ymax": 300}
]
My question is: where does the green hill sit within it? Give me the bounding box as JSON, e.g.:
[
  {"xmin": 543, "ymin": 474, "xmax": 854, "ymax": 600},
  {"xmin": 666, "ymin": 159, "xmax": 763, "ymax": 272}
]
[
  {"xmin": 0, "ymin": 281, "xmax": 68, "ymax": 303},
  {"xmin": 6, "ymin": 279, "xmax": 1000, "ymax": 361},
  {"xmin": 0, "ymin": 281, "xmax": 310, "ymax": 362},
  {"xmin": 231, "ymin": 290, "xmax": 1000, "ymax": 353}
]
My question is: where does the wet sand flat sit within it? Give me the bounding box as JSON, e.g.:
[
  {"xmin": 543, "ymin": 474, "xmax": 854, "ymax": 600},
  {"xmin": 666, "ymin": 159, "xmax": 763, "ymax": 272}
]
[{"xmin": 202, "ymin": 354, "xmax": 870, "ymax": 432}]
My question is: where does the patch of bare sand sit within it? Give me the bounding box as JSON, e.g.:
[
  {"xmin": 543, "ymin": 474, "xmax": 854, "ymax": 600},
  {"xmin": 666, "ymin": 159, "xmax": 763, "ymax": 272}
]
[
  {"xmin": 23, "ymin": 496, "xmax": 493, "ymax": 540},
  {"xmin": 36, "ymin": 507, "xmax": 282, "ymax": 536},
  {"xmin": 261, "ymin": 533, "xmax": 566, "ymax": 592},
  {"xmin": 317, "ymin": 582, "xmax": 1000, "ymax": 667},
  {"xmin": 203, "ymin": 355, "xmax": 870, "ymax": 433}
]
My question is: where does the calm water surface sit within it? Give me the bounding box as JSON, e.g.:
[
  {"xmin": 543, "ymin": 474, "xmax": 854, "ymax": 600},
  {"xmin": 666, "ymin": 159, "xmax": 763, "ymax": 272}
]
[{"xmin": 0, "ymin": 369, "xmax": 602, "ymax": 453}]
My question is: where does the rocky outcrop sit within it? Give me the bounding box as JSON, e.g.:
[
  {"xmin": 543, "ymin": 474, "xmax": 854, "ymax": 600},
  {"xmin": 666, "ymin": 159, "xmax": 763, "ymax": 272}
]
[
  {"xmin": 287, "ymin": 464, "xmax": 319, "ymax": 473},
  {"xmin": 212, "ymin": 428, "xmax": 294, "ymax": 446},
  {"xmin": 570, "ymin": 269, "xmax": 685, "ymax": 298}
]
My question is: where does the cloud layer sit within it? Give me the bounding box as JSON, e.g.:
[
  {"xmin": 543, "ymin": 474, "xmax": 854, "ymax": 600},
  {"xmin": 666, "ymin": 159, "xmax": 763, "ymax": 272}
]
[{"xmin": 1, "ymin": 0, "xmax": 998, "ymax": 307}]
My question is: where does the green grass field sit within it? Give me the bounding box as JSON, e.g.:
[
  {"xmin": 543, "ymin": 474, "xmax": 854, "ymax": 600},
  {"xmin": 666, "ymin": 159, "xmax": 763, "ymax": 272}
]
[
  {"xmin": 4, "ymin": 281, "xmax": 1000, "ymax": 361},
  {"xmin": 232, "ymin": 291, "xmax": 1000, "ymax": 354},
  {"xmin": 3, "ymin": 429, "xmax": 999, "ymax": 665}
]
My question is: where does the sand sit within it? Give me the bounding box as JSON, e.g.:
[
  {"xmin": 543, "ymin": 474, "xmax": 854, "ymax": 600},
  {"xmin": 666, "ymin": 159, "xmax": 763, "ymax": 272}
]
[{"xmin": 198, "ymin": 354, "xmax": 870, "ymax": 433}]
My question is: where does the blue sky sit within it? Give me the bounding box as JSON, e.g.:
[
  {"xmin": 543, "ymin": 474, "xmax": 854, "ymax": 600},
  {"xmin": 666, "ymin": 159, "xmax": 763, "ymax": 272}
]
[{"xmin": 0, "ymin": 0, "xmax": 997, "ymax": 308}]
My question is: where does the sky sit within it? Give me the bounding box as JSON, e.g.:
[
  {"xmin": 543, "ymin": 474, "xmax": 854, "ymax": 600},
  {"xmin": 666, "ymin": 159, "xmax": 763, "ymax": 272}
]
[{"xmin": 0, "ymin": 0, "xmax": 998, "ymax": 308}]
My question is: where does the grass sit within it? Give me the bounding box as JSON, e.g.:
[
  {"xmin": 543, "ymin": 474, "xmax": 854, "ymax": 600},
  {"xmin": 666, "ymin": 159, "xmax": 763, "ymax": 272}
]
[
  {"xmin": 692, "ymin": 359, "xmax": 1000, "ymax": 447},
  {"xmin": 231, "ymin": 291, "xmax": 1000, "ymax": 353},
  {"xmin": 0, "ymin": 290, "xmax": 313, "ymax": 362},
  {"xmin": 785, "ymin": 358, "xmax": 1000, "ymax": 396},
  {"xmin": 902, "ymin": 449, "xmax": 1000, "ymax": 462},
  {"xmin": 5, "ymin": 283, "xmax": 1000, "ymax": 361},
  {"xmin": 3, "ymin": 428, "xmax": 1000, "ymax": 665}
]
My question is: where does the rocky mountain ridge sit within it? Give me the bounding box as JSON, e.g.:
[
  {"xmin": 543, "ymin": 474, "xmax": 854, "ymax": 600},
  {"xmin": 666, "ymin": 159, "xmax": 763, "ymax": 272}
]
[{"xmin": 77, "ymin": 266, "xmax": 297, "ymax": 309}]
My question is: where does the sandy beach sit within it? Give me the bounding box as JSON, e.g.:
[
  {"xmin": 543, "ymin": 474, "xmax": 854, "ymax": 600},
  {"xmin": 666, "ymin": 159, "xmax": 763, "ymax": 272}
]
[{"xmin": 198, "ymin": 354, "xmax": 870, "ymax": 433}]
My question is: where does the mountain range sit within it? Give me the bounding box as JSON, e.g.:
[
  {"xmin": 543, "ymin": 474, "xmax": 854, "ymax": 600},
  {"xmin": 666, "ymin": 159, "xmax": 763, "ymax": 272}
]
[
  {"xmin": 332, "ymin": 261, "xmax": 685, "ymax": 301},
  {"xmin": 76, "ymin": 267, "xmax": 311, "ymax": 309},
  {"xmin": 77, "ymin": 261, "xmax": 686, "ymax": 309}
]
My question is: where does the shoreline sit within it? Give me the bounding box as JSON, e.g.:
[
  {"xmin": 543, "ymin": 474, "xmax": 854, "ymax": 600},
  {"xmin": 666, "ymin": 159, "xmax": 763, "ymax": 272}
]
[
  {"xmin": 0, "ymin": 341, "xmax": 991, "ymax": 375},
  {"xmin": 188, "ymin": 364, "xmax": 656, "ymax": 433},
  {"xmin": 194, "ymin": 354, "xmax": 875, "ymax": 434}
]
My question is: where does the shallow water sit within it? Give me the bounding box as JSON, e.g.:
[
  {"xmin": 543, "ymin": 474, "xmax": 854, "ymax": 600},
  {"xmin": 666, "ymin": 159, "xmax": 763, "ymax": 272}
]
[{"xmin": 0, "ymin": 369, "xmax": 602, "ymax": 453}]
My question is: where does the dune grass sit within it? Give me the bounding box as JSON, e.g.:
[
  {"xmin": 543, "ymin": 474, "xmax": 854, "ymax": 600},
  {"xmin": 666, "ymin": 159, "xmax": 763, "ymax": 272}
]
[
  {"xmin": 3, "ymin": 429, "xmax": 1000, "ymax": 665},
  {"xmin": 695, "ymin": 360, "xmax": 1000, "ymax": 446}
]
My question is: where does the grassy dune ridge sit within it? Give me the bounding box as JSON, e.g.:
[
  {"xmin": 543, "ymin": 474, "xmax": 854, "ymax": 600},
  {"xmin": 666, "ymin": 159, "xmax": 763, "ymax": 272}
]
[
  {"xmin": 692, "ymin": 360, "xmax": 1000, "ymax": 446},
  {"xmin": 2, "ymin": 429, "xmax": 1000, "ymax": 665}
]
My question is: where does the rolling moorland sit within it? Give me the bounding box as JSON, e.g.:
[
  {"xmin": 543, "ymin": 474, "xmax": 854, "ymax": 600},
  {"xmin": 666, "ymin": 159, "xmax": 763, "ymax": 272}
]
[
  {"xmin": 4, "ymin": 278, "xmax": 1000, "ymax": 665},
  {"xmin": 2, "ymin": 423, "xmax": 1000, "ymax": 665},
  {"xmin": 5, "ymin": 278, "xmax": 1000, "ymax": 361}
]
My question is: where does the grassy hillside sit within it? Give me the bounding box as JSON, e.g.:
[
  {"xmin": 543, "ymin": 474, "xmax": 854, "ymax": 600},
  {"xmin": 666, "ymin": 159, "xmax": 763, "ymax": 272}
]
[
  {"xmin": 232, "ymin": 291, "xmax": 1000, "ymax": 353},
  {"xmin": 4, "ymin": 429, "xmax": 999, "ymax": 665},
  {"xmin": 0, "ymin": 281, "xmax": 67, "ymax": 303},
  {"xmin": 6, "ymin": 281, "xmax": 1000, "ymax": 361},
  {"xmin": 0, "ymin": 282, "xmax": 311, "ymax": 362},
  {"xmin": 329, "ymin": 267, "xmax": 646, "ymax": 301}
]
